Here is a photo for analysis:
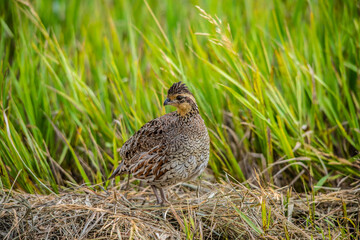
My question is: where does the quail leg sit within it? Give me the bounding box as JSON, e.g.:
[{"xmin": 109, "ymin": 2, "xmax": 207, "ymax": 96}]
[
  {"xmin": 196, "ymin": 177, "xmax": 201, "ymax": 198},
  {"xmin": 151, "ymin": 185, "xmax": 162, "ymax": 204},
  {"xmin": 159, "ymin": 188, "xmax": 168, "ymax": 204},
  {"xmin": 196, "ymin": 177, "xmax": 202, "ymax": 204}
]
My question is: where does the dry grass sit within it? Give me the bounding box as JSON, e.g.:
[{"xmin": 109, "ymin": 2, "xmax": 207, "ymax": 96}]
[{"xmin": 1, "ymin": 179, "xmax": 359, "ymax": 240}]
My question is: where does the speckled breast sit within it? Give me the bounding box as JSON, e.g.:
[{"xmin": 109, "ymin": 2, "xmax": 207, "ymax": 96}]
[{"xmin": 152, "ymin": 121, "xmax": 210, "ymax": 188}]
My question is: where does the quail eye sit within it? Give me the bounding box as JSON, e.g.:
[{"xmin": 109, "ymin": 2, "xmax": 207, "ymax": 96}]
[{"xmin": 176, "ymin": 95, "xmax": 184, "ymax": 100}]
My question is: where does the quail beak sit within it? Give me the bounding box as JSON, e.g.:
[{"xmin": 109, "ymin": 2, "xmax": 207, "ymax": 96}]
[{"xmin": 163, "ymin": 98, "xmax": 171, "ymax": 106}]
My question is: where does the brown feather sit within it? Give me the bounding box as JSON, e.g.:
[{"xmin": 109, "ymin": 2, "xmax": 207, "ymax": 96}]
[{"xmin": 110, "ymin": 82, "xmax": 210, "ymax": 193}]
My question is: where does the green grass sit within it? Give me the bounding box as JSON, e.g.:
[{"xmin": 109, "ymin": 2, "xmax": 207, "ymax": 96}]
[{"xmin": 0, "ymin": 0, "xmax": 359, "ymax": 194}]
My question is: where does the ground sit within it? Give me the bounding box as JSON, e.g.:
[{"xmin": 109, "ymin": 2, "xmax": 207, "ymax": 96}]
[{"xmin": 1, "ymin": 179, "xmax": 359, "ymax": 239}]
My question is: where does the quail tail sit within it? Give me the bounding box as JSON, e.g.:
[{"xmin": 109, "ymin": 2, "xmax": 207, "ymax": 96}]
[{"xmin": 108, "ymin": 161, "xmax": 125, "ymax": 180}]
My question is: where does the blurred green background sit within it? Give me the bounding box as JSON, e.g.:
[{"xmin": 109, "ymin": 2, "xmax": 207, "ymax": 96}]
[{"xmin": 0, "ymin": 0, "xmax": 359, "ymax": 194}]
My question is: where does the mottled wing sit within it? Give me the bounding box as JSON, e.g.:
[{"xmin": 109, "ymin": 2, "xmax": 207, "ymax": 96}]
[
  {"xmin": 120, "ymin": 113, "xmax": 175, "ymax": 161},
  {"xmin": 128, "ymin": 132, "xmax": 207, "ymax": 184},
  {"xmin": 129, "ymin": 145, "xmax": 168, "ymax": 181},
  {"xmin": 108, "ymin": 112, "xmax": 174, "ymax": 179}
]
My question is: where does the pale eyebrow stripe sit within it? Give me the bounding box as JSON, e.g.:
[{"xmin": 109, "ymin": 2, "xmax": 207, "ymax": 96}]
[
  {"xmin": 170, "ymin": 93, "xmax": 196, "ymax": 103},
  {"xmin": 182, "ymin": 94, "xmax": 196, "ymax": 103}
]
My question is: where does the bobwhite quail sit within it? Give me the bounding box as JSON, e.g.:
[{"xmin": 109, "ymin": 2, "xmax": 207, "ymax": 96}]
[{"xmin": 109, "ymin": 82, "xmax": 210, "ymax": 204}]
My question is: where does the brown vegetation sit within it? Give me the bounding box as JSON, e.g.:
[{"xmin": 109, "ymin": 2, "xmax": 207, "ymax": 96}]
[{"xmin": 1, "ymin": 179, "xmax": 359, "ymax": 239}]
